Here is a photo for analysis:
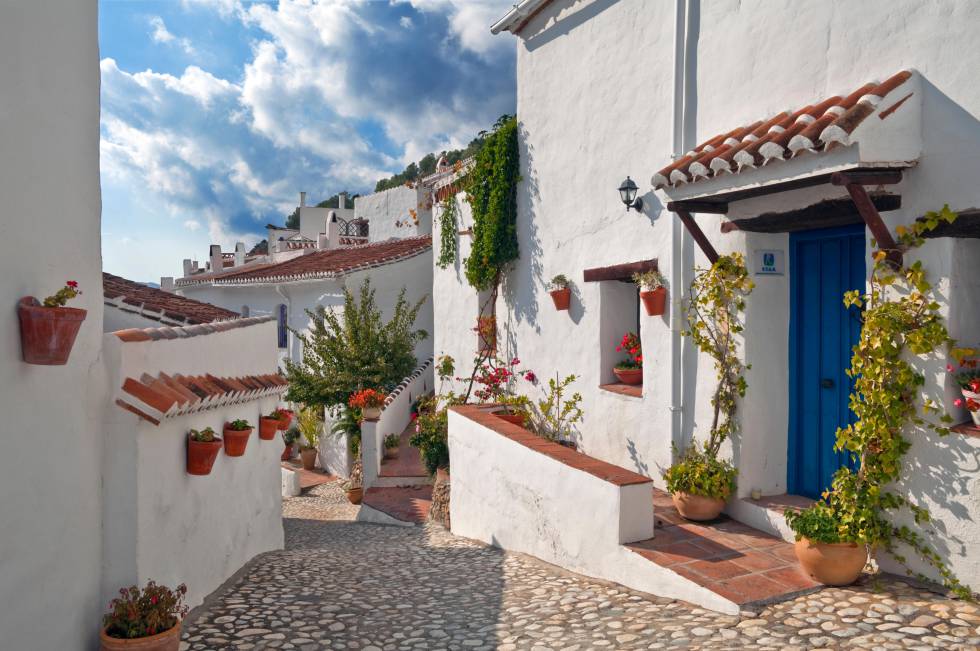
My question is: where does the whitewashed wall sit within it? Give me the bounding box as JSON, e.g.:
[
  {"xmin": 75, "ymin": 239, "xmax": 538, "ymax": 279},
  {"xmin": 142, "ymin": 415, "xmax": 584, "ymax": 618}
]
[
  {"xmin": 102, "ymin": 321, "xmax": 285, "ymax": 609},
  {"xmin": 443, "ymin": 0, "xmax": 980, "ymax": 590},
  {"xmin": 357, "ymin": 185, "xmax": 432, "ymax": 243},
  {"xmin": 0, "ymin": 2, "xmax": 105, "ymax": 649}
]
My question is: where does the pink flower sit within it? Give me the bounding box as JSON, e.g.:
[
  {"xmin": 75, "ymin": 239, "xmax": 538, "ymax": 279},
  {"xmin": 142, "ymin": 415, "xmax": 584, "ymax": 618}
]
[
  {"xmin": 66, "ymin": 280, "xmax": 79, "ymax": 289},
  {"xmin": 510, "ymin": 357, "xmax": 521, "ymax": 366},
  {"xmin": 947, "ymin": 364, "xmax": 955, "ymax": 373},
  {"xmin": 524, "ymin": 371, "xmax": 537, "ymax": 383},
  {"xmin": 954, "ymin": 398, "xmax": 964, "ymax": 408}
]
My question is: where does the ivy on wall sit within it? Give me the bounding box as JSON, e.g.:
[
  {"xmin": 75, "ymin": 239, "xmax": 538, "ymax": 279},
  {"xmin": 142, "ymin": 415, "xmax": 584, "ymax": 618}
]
[
  {"xmin": 463, "ymin": 115, "xmax": 520, "ymax": 291},
  {"xmin": 436, "ymin": 192, "xmax": 459, "ymax": 269}
]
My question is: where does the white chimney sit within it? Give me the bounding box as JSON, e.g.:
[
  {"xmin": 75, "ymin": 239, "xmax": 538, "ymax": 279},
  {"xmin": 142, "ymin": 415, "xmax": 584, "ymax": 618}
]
[
  {"xmin": 191, "ymin": 260, "xmax": 199, "ymax": 273},
  {"xmin": 182, "ymin": 259, "xmax": 193, "ymax": 277},
  {"xmin": 317, "ymin": 233, "xmax": 329, "ymax": 250},
  {"xmin": 160, "ymin": 277, "xmax": 175, "ymax": 293},
  {"xmin": 338, "ymin": 191, "xmax": 348, "ymax": 210},
  {"xmin": 299, "ymin": 191, "xmax": 307, "ymax": 207},
  {"xmin": 209, "ymin": 244, "xmax": 222, "ymax": 273},
  {"xmin": 327, "ymin": 211, "xmax": 340, "ymax": 249},
  {"xmin": 234, "ymin": 242, "xmax": 246, "ymax": 267}
]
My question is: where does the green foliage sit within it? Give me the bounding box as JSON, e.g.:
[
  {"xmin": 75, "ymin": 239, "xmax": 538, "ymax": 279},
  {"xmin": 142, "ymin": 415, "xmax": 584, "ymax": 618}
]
[
  {"xmin": 384, "ymin": 433, "xmax": 400, "ymax": 449},
  {"xmin": 410, "ymin": 397, "xmax": 450, "ymax": 475},
  {"xmin": 464, "ymin": 115, "xmax": 520, "ymax": 291},
  {"xmin": 284, "ymin": 278, "xmax": 428, "ymax": 407},
  {"xmin": 547, "ymin": 274, "xmax": 569, "ymax": 291},
  {"xmin": 103, "ymin": 581, "xmax": 188, "ymax": 640},
  {"xmin": 785, "ymin": 207, "xmax": 975, "ymax": 599},
  {"xmin": 783, "ymin": 502, "xmax": 850, "ymax": 544},
  {"xmin": 662, "ymin": 442, "xmax": 737, "ymax": 500},
  {"xmin": 436, "ymin": 192, "xmax": 460, "ymax": 269},
  {"xmin": 189, "ymin": 427, "xmax": 216, "ymax": 442},
  {"xmin": 43, "ymin": 280, "xmax": 81, "ymax": 307},
  {"xmin": 683, "ymin": 253, "xmax": 754, "ymax": 456},
  {"xmin": 436, "ymin": 355, "xmax": 456, "ymax": 383},
  {"xmin": 330, "ymin": 406, "xmax": 361, "ymax": 457},
  {"xmin": 248, "ymin": 239, "xmax": 268, "ymax": 256},
  {"xmin": 281, "ymin": 426, "xmax": 300, "ymax": 446},
  {"xmin": 374, "ymin": 138, "xmax": 486, "ymax": 192},
  {"xmin": 296, "ymin": 407, "xmax": 321, "ymax": 450},
  {"xmin": 284, "ymin": 207, "xmax": 299, "ymax": 230},
  {"xmin": 531, "ymin": 374, "xmax": 583, "ymax": 442},
  {"xmin": 226, "ymin": 419, "xmax": 252, "ymax": 431},
  {"xmin": 632, "ymin": 269, "xmax": 667, "ymax": 291}
]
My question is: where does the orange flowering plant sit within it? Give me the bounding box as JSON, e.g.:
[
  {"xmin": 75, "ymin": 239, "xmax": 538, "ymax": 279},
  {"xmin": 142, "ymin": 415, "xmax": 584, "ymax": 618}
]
[{"xmin": 348, "ymin": 388, "xmax": 386, "ymax": 410}]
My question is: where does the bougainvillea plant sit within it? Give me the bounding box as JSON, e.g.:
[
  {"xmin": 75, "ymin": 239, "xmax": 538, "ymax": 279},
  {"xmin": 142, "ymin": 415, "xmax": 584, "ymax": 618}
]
[
  {"xmin": 785, "ymin": 206, "xmax": 976, "ymax": 600},
  {"xmin": 348, "ymin": 388, "xmax": 386, "ymax": 410},
  {"xmin": 103, "ymin": 581, "xmax": 188, "ymax": 639},
  {"xmin": 614, "ymin": 332, "xmax": 642, "ymax": 370},
  {"xmin": 43, "ymin": 280, "xmax": 81, "ymax": 307}
]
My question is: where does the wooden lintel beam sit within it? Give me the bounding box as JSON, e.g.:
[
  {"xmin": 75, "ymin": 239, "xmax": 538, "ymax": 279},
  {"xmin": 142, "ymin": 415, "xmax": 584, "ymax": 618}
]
[
  {"xmin": 675, "ymin": 210, "xmax": 720, "ymax": 264},
  {"xmin": 830, "ymin": 170, "xmax": 903, "ymax": 186},
  {"xmin": 583, "ymin": 259, "xmax": 658, "ymax": 283},
  {"xmin": 666, "ymin": 201, "xmax": 729, "ymax": 214},
  {"xmin": 844, "ymin": 183, "xmax": 903, "ymax": 267}
]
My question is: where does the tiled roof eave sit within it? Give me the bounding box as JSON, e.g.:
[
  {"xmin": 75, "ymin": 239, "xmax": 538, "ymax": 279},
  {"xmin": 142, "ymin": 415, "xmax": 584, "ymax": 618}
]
[{"xmin": 111, "ymin": 315, "xmax": 276, "ymax": 344}]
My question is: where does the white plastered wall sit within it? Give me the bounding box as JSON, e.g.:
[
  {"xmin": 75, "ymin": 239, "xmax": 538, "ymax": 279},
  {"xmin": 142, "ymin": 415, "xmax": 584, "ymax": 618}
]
[
  {"xmin": 357, "ymin": 185, "xmax": 432, "ymax": 243},
  {"xmin": 0, "ymin": 2, "xmax": 106, "ymax": 648}
]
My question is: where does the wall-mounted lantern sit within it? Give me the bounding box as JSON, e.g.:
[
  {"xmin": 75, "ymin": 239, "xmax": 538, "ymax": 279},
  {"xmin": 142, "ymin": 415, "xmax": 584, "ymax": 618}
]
[{"xmin": 618, "ymin": 176, "xmax": 643, "ymax": 212}]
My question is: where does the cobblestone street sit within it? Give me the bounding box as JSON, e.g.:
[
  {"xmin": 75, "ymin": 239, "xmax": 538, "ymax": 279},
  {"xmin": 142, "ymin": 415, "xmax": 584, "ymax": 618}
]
[{"xmin": 181, "ymin": 482, "xmax": 980, "ymax": 650}]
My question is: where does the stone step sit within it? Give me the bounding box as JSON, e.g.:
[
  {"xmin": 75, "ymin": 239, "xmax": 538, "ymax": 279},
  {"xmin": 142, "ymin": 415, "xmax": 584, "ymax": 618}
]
[
  {"xmin": 626, "ymin": 489, "xmax": 821, "ymax": 610},
  {"xmin": 363, "ymin": 486, "xmax": 432, "ymax": 524}
]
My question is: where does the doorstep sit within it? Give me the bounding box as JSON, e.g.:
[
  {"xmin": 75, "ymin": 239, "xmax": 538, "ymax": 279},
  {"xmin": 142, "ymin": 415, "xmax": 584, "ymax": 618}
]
[
  {"xmin": 626, "ymin": 489, "xmax": 821, "ymax": 610},
  {"xmin": 363, "ymin": 486, "xmax": 432, "ymax": 524},
  {"xmin": 727, "ymin": 493, "xmax": 814, "ymax": 543}
]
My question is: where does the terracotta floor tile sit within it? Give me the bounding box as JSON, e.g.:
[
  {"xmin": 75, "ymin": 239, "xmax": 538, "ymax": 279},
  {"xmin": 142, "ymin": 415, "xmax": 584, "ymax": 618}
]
[
  {"xmin": 729, "ymin": 549, "xmax": 791, "ymax": 573},
  {"xmin": 763, "ymin": 566, "xmax": 821, "ymax": 591},
  {"xmin": 651, "ymin": 526, "xmax": 695, "ymax": 546},
  {"xmin": 686, "ymin": 558, "xmax": 752, "ymax": 581},
  {"xmin": 711, "ymin": 574, "xmax": 791, "ymax": 605},
  {"xmin": 649, "ymin": 541, "xmax": 714, "ymax": 565},
  {"xmin": 770, "ymin": 544, "xmax": 802, "ymax": 563}
]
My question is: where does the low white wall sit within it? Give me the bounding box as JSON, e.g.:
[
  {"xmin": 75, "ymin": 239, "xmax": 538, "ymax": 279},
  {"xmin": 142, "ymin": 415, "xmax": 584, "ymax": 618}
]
[
  {"xmin": 357, "ymin": 185, "xmax": 431, "ymax": 243},
  {"xmin": 448, "ymin": 408, "xmax": 738, "ymax": 613},
  {"xmin": 362, "ymin": 359, "xmax": 434, "ymax": 487}
]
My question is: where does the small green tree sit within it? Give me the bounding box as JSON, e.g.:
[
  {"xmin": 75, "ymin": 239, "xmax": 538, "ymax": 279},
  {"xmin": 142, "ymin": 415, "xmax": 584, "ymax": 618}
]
[{"xmin": 284, "ymin": 279, "xmax": 428, "ymax": 407}]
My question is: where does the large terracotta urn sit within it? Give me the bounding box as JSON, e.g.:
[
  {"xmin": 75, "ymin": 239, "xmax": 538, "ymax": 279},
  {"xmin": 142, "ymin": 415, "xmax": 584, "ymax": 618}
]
[
  {"xmin": 794, "ymin": 538, "xmax": 868, "ymax": 586},
  {"xmin": 671, "ymin": 491, "xmax": 726, "ymax": 521}
]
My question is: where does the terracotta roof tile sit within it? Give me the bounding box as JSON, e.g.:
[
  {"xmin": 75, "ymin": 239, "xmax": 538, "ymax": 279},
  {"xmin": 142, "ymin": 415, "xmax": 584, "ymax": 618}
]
[
  {"xmin": 103, "ymin": 272, "xmax": 239, "ymax": 325},
  {"xmin": 175, "ymin": 236, "xmax": 431, "ymax": 286},
  {"xmin": 653, "ymin": 71, "xmax": 913, "ymax": 190}
]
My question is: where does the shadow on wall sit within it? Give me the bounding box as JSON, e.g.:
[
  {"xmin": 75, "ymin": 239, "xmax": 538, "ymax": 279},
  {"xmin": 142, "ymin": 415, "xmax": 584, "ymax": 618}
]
[
  {"xmin": 503, "ymin": 120, "xmax": 543, "ymax": 334},
  {"xmin": 522, "ymin": 0, "xmax": 620, "ymax": 53}
]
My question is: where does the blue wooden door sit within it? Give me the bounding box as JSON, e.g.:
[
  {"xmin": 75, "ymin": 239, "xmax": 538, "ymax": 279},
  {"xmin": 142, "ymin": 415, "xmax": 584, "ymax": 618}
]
[{"xmin": 788, "ymin": 224, "xmax": 865, "ymax": 499}]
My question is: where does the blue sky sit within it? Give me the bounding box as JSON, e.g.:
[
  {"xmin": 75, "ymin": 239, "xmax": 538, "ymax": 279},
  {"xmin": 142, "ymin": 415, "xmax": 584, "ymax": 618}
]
[{"xmin": 99, "ymin": 0, "xmax": 516, "ymax": 282}]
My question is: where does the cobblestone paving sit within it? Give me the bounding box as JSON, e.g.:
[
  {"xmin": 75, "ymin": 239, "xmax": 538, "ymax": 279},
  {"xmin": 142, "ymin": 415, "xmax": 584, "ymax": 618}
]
[{"xmin": 182, "ymin": 482, "xmax": 980, "ymax": 650}]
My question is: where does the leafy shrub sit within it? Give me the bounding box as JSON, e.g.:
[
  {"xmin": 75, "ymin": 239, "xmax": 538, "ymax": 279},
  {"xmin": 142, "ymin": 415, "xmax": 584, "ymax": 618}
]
[
  {"xmin": 531, "ymin": 373, "xmax": 583, "ymax": 442},
  {"xmin": 632, "ymin": 269, "xmax": 666, "ymax": 291},
  {"xmin": 281, "ymin": 426, "xmax": 300, "ymax": 446},
  {"xmin": 662, "ymin": 443, "xmax": 737, "ymax": 500},
  {"xmin": 189, "ymin": 427, "xmax": 216, "ymax": 442},
  {"xmin": 103, "ymin": 581, "xmax": 188, "ymax": 639},
  {"xmin": 330, "ymin": 406, "xmax": 361, "ymax": 457},
  {"xmin": 547, "ymin": 274, "xmax": 569, "ymax": 291},
  {"xmin": 226, "ymin": 419, "xmax": 251, "ymax": 431},
  {"xmin": 410, "ymin": 397, "xmax": 449, "ymax": 475},
  {"xmin": 296, "ymin": 407, "xmax": 321, "ymax": 450},
  {"xmin": 384, "ymin": 433, "xmax": 400, "ymax": 449},
  {"xmin": 784, "ymin": 502, "xmax": 854, "ymax": 544}
]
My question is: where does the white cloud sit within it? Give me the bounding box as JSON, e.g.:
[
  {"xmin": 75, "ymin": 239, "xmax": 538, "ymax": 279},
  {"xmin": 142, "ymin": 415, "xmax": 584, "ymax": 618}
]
[
  {"xmin": 183, "ymin": 220, "xmax": 202, "ymax": 231},
  {"xmin": 148, "ymin": 16, "xmax": 196, "ymax": 55},
  {"xmin": 400, "ymin": 16, "xmax": 414, "ymax": 28}
]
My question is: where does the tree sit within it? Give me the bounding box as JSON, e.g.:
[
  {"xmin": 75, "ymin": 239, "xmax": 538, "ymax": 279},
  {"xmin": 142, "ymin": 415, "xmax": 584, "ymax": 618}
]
[
  {"xmin": 248, "ymin": 239, "xmax": 268, "ymax": 256},
  {"xmin": 284, "ymin": 208, "xmax": 299, "ymax": 229},
  {"xmin": 283, "ymin": 279, "xmax": 428, "ymax": 408}
]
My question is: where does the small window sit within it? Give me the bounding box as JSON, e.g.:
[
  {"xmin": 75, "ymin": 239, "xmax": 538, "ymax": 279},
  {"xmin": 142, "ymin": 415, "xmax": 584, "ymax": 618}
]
[{"xmin": 277, "ymin": 304, "xmax": 288, "ymax": 349}]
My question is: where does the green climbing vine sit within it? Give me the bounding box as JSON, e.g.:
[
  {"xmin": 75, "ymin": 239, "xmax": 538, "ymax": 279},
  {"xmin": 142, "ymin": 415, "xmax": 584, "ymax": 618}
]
[
  {"xmin": 785, "ymin": 206, "xmax": 976, "ymax": 599},
  {"xmin": 463, "ymin": 114, "xmax": 520, "ymax": 291},
  {"xmin": 436, "ymin": 192, "xmax": 459, "ymax": 269}
]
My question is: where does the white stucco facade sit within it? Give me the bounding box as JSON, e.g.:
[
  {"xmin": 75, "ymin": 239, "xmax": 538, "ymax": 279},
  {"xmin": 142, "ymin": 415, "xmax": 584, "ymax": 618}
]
[
  {"xmin": 356, "ymin": 185, "xmax": 433, "ymax": 243},
  {"xmin": 436, "ymin": 0, "xmax": 980, "ymax": 594}
]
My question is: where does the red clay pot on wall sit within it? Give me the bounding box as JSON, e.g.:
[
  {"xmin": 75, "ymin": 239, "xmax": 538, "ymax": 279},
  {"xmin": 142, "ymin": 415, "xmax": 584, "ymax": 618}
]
[
  {"xmin": 17, "ymin": 296, "xmax": 87, "ymax": 365},
  {"xmin": 281, "ymin": 443, "xmax": 294, "ymax": 462},
  {"xmin": 640, "ymin": 287, "xmax": 667, "ymax": 316},
  {"xmin": 277, "ymin": 411, "xmax": 291, "ymax": 431},
  {"xmin": 186, "ymin": 435, "xmax": 222, "ymax": 476},
  {"xmin": 259, "ymin": 417, "xmax": 279, "ymax": 440},
  {"xmin": 100, "ymin": 621, "xmax": 181, "ymax": 651},
  {"xmin": 549, "ymin": 287, "xmax": 571, "ymax": 311},
  {"xmin": 222, "ymin": 425, "xmax": 252, "ymax": 457},
  {"xmin": 613, "ymin": 367, "xmax": 643, "ymax": 385}
]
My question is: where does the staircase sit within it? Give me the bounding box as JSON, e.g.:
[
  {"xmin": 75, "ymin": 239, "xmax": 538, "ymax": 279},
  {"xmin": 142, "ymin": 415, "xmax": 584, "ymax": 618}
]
[{"xmin": 363, "ymin": 424, "xmax": 433, "ymax": 523}]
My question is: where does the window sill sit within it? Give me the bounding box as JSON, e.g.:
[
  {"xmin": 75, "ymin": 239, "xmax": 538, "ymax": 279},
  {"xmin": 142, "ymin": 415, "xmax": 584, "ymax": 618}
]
[{"xmin": 599, "ymin": 383, "xmax": 643, "ymax": 398}]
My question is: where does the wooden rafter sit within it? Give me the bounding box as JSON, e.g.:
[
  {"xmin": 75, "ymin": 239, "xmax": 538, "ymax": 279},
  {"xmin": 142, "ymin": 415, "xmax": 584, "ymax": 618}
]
[
  {"xmin": 831, "ymin": 171, "xmax": 903, "ymax": 266},
  {"xmin": 674, "ymin": 209, "xmax": 720, "ymax": 264}
]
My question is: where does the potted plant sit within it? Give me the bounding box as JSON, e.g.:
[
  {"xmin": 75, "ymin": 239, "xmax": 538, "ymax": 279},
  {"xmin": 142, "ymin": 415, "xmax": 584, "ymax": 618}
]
[
  {"xmin": 547, "ymin": 274, "xmax": 571, "ymax": 311},
  {"xmin": 409, "ymin": 395, "xmax": 450, "ymax": 478},
  {"xmin": 633, "ymin": 269, "xmax": 668, "ymax": 316},
  {"xmin": 954, "ymin": 362, "xmax": 980, "ymax": 426},
  {"xmin": 17, "ymin": 280, "xmax": 86, "ymax": 365},
  {"xmin": 613, "ymin": 332, "xmax": 643, "ymax": 385},
  {"xmin": 259, "ymin": 411, "xmax": 281, "ymax": 440},
  {"xmin": 297, "ymin": 406, "xmax": 321, "ymax": 471},
  {"xmin": 383, "ymin": 433, "xmax": 400, "ymax": 459},
  {"xmin": 274, "ymin": 407, "xmax": 292, "ymax": 431},
  {"xmin": 784, "ymin": 501, "xmax": 868, "ymax": 585},
  {"xmin": 343, "ymin": 459, "xmax": 364, "ymax": 504},
  {"xmin": 100, "ymin": 581, "xmax": 188, "ymax": 651},
  {"xmin": 663, "ymin": 443, "xmax": 737, "ymax": 520},
  {"xmin": 349, "ymin": 388, "xmax": 386, "ymax": 420},
  {"xmin": 664, "ymin": 254, "xmax": 753, "ymax": 520},
  {"xmin": 281, "ymin": 426, "xmax": 299, "ymax": 461},
  {"xmin": 186, "ymin": 427, "xmax": 222, "ymax": 476},
  {"xmin": 222, "ymin": 419, "xmax": 253, "ymax": 457},
  {"xmin": 530, "ymin": 373, "xmax": 583, "ymax": 449}
]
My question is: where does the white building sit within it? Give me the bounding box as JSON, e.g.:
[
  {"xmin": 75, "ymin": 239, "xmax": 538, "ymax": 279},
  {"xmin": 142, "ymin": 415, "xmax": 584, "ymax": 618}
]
[{"xmin": 439, "ymin": 0, "xmax": 980, "ymax": 613}]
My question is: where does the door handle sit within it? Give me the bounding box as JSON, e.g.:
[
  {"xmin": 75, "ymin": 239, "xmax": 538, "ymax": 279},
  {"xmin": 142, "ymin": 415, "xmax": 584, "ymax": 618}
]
[{"xmin": 820, "ymin": 378, "xmax": 835, "ymax": 389}]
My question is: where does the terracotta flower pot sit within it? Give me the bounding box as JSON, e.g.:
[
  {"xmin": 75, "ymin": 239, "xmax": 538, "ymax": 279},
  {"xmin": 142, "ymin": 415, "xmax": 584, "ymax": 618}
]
[
  {"xmin": 222, "ymin": 426, "xmax": 252, "ymax": 457},
  {"xmin": 100, "ymin": 621, "xmax": 181, "ymax": 651},
  {"xmin": 384, "ymin": 445, "xmax": 398, "ymax": 459},
  {"xmin": 300, "ymin": 447, "xmax": 317, "ymax": 471},
  {"xmin": 549, "ymin": 287, "xmax": 571, "ymax": 311},
  {"xmin": 963, "ymin": 389, "xmax": 980, "ymax": 426},
  {"xmin": 259, "ymin": 417, "xmax": 279, "ymax": 440},
  {"xmin": 494, "ymin": 411, "xmax": 526, "ymax": 428},
  {"xmin": 794, "ymin": 537, "xmax": 868, "ymax": 586},
  {"xmin": 346, "ymin": 486, "xmax": 363, "ymax": 504},
  {"xmin": 671, "ymin": 491, "xmax": 726, "ymax": 521},
  {"xmin": 362, "ymin": 406, "xmax": 381, "ymax": 420},
  {"xmin": 436, "ymin": 467, "xmax": 450, "ymax": 483},
  {"xmin": 276, "ymin": 412, "xmax": 291, "ymax": 431},
  {"xmin": 280, "ymin": 443, "xmax": 294, "ymax": 462},
  {"xmin": 186, "ymin": 434, "xmax": 222, "ymax": 476},
  {"xmin": 640, "ymin": 287, "xmax": 667, "ymax": 316},
  {"xmin": 17, "ymin": 297, "xmax": 87, "ymax": 365},
  {"xmin": 613, "ymin": 367, "xmax": 643, "ymax": 385}
]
